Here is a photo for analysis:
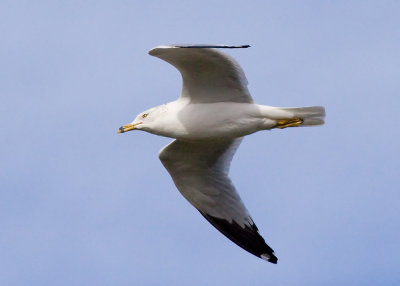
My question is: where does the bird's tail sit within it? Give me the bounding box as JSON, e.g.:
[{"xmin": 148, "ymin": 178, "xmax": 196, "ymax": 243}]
[{"xmin": 279, "ymin": 106, "xmax": 325, "ymax": 127}]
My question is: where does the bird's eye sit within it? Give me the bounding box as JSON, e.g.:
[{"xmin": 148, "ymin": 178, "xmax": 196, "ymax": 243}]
[{"xmin": 142, "ymin": 113, "xmax": 148, "ymax": 118}]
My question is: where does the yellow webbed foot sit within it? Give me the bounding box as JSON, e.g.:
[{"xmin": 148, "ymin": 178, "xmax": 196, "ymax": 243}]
[{"xmin": 275, "ymin": 118, "xmax": 304, "ymax": 129}]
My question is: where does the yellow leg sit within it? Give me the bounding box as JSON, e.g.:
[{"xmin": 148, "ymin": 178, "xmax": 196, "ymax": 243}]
[{"xmin": 275, "ymin": 117, "xmax": 304, "ymax": 129}]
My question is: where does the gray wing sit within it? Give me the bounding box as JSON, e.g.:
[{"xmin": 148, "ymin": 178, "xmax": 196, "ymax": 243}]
[
  {"xmin": 158, "ymin": 138, "xmax": 277, "ymax": 263},
  {"xmin": 149, "ymin": 44, "xmax": 253, "ymax": 104}
]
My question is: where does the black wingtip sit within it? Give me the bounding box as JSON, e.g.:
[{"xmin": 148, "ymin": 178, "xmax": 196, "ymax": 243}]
[
  {"xmin": 199, "ymin": 211, "xmax": 277, "ymax": 264},
  {"xmin": 174, "ymin": 44, "xmax": 251, "ymax": 49}
]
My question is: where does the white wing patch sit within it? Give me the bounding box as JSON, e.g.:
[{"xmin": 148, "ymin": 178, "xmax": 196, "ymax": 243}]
[{"xmin": 159, "ymin": 138, "xmax": 249, "ymax": 225}]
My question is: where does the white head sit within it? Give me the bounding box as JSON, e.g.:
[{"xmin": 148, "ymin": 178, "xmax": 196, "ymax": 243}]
[{"xmin": 117, "ymin": 105, "xmax": 164, "ymax": 134}]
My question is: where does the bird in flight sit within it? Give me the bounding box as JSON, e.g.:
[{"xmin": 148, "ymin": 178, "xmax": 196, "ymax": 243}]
[{"xmin": 118, "ymin": 44, "xmax": 325, "ymax": 264}]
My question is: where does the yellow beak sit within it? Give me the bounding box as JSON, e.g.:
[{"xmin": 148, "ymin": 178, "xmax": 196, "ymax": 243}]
[{"xmin": 117, "ymin": 122, "xmax": 142, "ymax": 134}]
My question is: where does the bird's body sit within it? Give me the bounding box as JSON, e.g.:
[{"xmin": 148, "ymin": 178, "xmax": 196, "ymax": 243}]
[
  {"xmin": 118, "ymin": 44, "xmax": 325, "ymax": 264},
  {"xmin": 140, "ymin": 101, "xmax": 290, "ymax": 140}
]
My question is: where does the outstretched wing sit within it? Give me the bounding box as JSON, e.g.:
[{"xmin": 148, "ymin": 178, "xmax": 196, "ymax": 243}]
[
  {"xmin": 149, "ymin": 44, "xmax": 253, "ymax": 104},
  {"xmin": 158, "ymin": 138, "xmax": 277, "ymax": 263}
]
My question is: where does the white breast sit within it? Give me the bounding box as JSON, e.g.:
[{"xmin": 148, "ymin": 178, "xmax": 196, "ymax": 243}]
[{"xmin": 150, "ymin": 101, "xmax": 273, "ymax": 140}]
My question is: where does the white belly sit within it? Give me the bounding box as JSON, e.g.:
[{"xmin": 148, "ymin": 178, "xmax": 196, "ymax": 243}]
[{"xmin": 150, "ymin": 102, "xmax": 278, "ymax": 140}]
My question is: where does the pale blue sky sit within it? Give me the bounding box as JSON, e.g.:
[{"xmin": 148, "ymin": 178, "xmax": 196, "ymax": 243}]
[{"xmin": 1, "ymin": 1, "xmax": 399, "ymax": 285}]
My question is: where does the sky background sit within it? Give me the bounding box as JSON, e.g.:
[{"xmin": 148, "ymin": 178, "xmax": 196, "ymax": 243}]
[{"xmin": 1, "ymin": 1, "xmax": 399, "ymax": 285}]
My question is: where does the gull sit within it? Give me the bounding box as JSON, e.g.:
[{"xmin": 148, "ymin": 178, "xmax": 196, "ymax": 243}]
[{"xmin": 118, "ymin": 44, "xmax": 325, "ymax": 264}]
